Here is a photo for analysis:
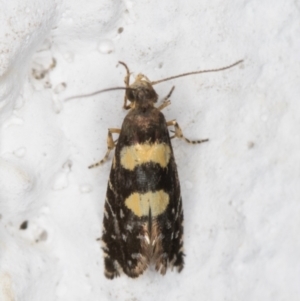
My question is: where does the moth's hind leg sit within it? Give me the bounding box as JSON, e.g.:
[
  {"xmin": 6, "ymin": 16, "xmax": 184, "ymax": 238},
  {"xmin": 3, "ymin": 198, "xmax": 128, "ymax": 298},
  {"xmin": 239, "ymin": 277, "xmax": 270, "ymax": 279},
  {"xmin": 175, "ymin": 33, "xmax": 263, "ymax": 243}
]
[
  {"xmin": 157, "ymin": 86, "xmax": 175, "ymax": 111},
  {"xmin": 167, "ymin": 120, "xmax": 209, "ymax": 144},
  {"xmin": 88, "ymin": 128, "xmax": 121, "ymax": 168},
  {"xmin": 118, "ymin": 61, "xmax": 132, "ymax": 109}
]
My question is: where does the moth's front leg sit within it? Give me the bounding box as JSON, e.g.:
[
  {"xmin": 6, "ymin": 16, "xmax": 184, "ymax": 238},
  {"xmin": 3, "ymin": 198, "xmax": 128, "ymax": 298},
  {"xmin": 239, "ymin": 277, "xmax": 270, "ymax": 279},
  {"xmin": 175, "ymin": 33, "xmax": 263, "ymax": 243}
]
[
  {"xmin": 157, "ymin": 86, "xmax": 175, "ymax": 111},
  {"xmin": 88, "ymin": 128, "xmax": 121, "ymax": 168}
]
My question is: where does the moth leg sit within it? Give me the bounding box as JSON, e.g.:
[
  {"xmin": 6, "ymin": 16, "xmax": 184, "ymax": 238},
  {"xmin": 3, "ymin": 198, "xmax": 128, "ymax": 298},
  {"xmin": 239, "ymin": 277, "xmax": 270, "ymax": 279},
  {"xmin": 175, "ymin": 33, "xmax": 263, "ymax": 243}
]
[
  {"xmin": 157, "ymin": 86, "xmax": 175, "ymax": 111},
  {"xmin": 118, "ymin": 61, "xmax": 132, "ymax": 110},
  {"xmin": 88, "ymin": 128, "xmax": 121, "ymax": 168},
  {"xmin": 167, "ymin": 120, "xmax": 209, "ymax": 144}
]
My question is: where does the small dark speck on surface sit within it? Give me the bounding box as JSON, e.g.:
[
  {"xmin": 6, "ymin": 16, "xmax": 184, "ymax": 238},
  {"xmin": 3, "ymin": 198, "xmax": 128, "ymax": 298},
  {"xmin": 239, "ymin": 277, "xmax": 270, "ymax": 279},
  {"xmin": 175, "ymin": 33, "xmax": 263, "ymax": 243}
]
[
  {"xmin": 248, "ymin": 141, "xmax": 255, "ymax": 149},
  {"xmin": 39, "ymin": 230, "xmax": 48, "ymax": 241},
  {"xmin": 20, "ymin": 220, "xmax": 28, "ymax": 230}
]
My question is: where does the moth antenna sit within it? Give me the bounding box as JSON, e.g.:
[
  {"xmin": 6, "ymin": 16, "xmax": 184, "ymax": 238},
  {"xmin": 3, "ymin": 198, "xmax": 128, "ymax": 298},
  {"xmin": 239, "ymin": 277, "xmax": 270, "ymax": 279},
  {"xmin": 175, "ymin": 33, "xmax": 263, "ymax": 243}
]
[
  {"xmin": 65, "ymin": 87, "xmax": 131, "ymax": 101},
  {"xmin": 118, "ymin": 61, "xmax": 131, "ymax": 82},
  {"xmin": 151, "ymin": 59, "xmax": 243, "ymax": 85}
]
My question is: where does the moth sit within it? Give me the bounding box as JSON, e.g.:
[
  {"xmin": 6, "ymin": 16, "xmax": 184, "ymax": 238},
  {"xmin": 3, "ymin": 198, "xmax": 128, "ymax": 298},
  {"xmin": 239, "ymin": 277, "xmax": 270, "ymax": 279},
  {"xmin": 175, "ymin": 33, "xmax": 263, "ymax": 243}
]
[{"xmin": 69, "ymin": 59, "xmax": 243, "ymax": 279}]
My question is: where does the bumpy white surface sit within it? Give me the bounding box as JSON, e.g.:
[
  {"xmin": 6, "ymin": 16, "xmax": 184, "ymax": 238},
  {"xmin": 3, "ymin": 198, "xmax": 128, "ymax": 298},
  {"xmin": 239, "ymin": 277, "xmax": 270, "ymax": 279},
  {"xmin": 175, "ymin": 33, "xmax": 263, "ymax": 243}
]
[{"xmin": 0, "ymin": 0, "xmax": 300, "ymax": 300}]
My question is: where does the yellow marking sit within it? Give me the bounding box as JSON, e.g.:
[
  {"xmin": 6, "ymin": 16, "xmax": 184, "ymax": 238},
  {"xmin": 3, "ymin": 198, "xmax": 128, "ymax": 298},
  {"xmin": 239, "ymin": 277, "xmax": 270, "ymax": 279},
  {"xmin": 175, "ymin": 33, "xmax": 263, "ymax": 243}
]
[
  {"xmin": 120, "ymin": 143, "xmax": 171, "ymax": 170},
  {"xmin": 125, "ymin": 190, "xmax": 169, "ymax": 217}
]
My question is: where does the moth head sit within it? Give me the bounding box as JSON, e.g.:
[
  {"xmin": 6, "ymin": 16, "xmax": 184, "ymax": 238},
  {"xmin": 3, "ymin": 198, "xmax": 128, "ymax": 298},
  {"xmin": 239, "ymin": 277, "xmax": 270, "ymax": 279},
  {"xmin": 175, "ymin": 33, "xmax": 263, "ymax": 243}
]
[{"xmin": 126, "ymin": 74, "xmax": 158, "ymax": 106}]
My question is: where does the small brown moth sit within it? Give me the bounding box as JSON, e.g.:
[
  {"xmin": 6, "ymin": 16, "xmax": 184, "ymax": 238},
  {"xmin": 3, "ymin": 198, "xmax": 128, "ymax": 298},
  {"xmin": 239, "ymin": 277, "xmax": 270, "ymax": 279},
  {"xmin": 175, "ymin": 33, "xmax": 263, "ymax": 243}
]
[{"xmin": 67, "ymin": 59, "xmax": 243, "ymax": 278}]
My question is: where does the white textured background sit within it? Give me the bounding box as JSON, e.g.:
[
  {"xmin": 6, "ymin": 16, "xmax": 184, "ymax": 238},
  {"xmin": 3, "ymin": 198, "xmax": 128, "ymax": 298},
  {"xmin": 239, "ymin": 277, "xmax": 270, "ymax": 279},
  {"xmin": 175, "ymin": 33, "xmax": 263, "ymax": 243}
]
[{"xmin": 0, "ymin": 0, "xmax": 299, "ymax": 300}]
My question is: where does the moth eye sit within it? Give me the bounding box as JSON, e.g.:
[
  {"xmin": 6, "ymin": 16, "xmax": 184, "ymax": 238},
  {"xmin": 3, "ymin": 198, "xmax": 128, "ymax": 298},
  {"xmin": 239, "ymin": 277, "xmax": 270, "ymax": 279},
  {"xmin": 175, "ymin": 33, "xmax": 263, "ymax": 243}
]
[{"xmin": 126, "ymin": 89, "xmax": 135, "ymax": 101}]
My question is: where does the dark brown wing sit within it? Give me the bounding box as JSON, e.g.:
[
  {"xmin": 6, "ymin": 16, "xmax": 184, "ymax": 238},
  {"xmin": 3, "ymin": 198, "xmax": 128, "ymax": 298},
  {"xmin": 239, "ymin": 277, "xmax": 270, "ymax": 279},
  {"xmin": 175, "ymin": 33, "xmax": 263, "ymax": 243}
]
[{"xmin": 102, "ymin": 107, "xmax": 184, "ymax": 278}]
